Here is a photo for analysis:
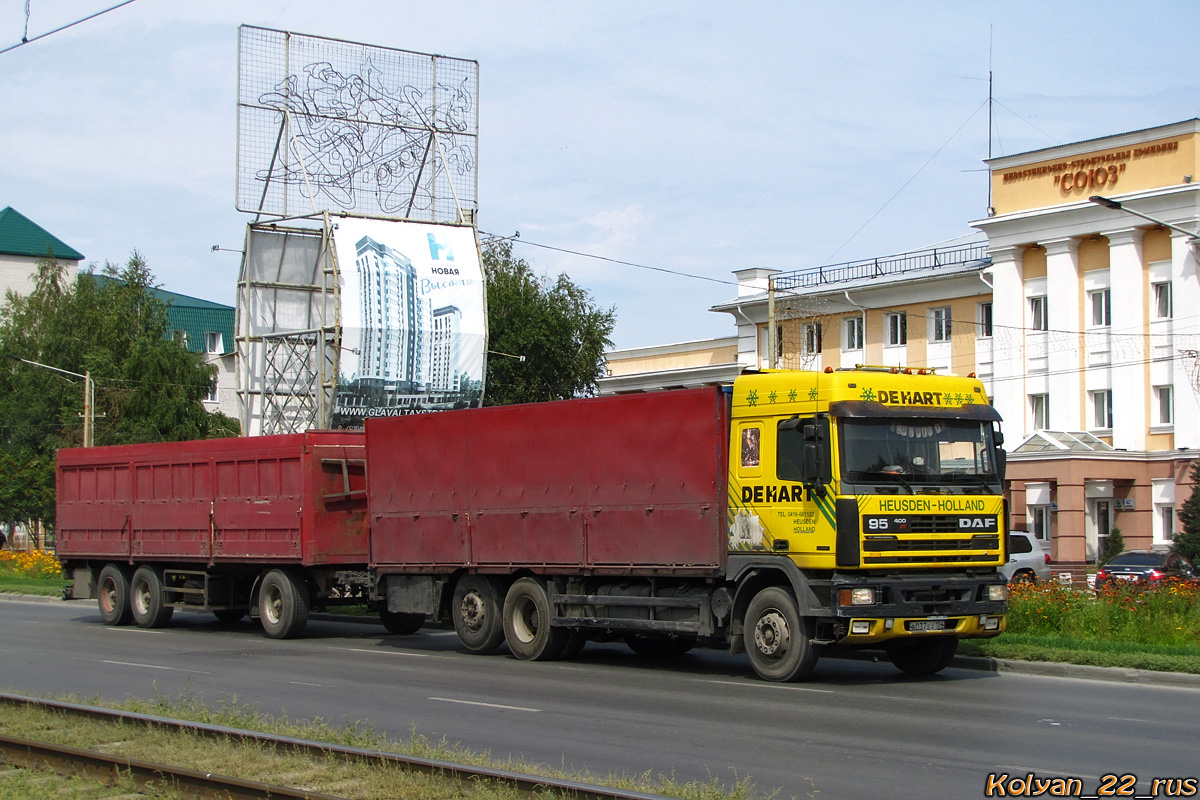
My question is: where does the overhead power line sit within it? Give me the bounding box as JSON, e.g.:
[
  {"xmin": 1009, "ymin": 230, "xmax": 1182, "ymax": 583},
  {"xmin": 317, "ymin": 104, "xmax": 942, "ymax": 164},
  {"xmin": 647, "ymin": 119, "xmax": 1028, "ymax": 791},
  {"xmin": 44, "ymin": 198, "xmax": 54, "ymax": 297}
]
[
  {"xmin": 480, "ymin": 231, "xmax": 738, "ymax": 288},
  {"xmin": 1, "ymin": 0, "xmax": 138, "ymax": 56}
]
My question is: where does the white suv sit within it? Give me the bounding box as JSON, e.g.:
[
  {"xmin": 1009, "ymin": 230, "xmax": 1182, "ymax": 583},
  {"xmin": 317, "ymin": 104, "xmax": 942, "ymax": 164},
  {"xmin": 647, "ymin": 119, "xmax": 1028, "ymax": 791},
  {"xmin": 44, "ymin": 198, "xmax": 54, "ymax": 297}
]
[{"xmin": 1000, "ymin": 531, "xmax": 1052, "ymax": 584}]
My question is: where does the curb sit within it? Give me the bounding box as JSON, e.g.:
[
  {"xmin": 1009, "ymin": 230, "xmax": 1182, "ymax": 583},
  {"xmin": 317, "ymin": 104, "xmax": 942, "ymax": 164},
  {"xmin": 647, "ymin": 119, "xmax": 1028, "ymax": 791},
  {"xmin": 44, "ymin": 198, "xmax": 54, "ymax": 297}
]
[{"xmin": 950, "ymin": 654, "xmax": 1200, "ymax": 687}]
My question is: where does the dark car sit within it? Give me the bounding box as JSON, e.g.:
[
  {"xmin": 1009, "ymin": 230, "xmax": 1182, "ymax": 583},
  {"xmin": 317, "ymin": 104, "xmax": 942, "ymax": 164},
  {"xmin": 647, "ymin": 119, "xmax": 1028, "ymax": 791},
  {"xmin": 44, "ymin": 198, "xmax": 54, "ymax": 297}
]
[{"xmin": 1094, "ymin": 550, "xmax": 1198, "ymax": 591}]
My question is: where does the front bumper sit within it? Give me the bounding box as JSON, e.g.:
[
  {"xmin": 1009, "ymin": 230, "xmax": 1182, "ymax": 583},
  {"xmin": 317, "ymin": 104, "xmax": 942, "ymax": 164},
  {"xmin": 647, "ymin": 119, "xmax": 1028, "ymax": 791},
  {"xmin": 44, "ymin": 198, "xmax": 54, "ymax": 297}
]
[{"xmin": 830, "ymin": 572, "xmax": 1007, "ymax": 644}]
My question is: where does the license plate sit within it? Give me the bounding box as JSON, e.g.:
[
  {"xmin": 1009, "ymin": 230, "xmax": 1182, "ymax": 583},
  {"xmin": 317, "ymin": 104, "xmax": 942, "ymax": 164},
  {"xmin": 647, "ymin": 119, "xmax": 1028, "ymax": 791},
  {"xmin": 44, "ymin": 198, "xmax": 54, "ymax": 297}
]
[
  {"xmin": 1116, "ymin": 574, "xmax": 1137, "ymax": 581},
  {"xmin": 908, "ymin": 619, "xmax": 945, "ymax": 632}
]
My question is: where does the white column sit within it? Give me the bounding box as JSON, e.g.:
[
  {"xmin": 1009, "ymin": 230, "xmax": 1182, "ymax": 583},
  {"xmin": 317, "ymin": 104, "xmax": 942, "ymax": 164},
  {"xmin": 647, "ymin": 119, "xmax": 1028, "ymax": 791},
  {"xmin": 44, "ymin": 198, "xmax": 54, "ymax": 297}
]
[
  {"xmin": 1044, "ymin": 238, "xmax": 1082, "ymax": 431},
  {"xmin": 1172, "ymin": 232, "xmax": 1200, "ymax": 448},
  {"xmin": 1107, "ymin": 228, "xmax": 1145, "ymax": 450},
  {"xmin": 989, "ymin": 246, "xmax": 1025, "ymax": 435}
]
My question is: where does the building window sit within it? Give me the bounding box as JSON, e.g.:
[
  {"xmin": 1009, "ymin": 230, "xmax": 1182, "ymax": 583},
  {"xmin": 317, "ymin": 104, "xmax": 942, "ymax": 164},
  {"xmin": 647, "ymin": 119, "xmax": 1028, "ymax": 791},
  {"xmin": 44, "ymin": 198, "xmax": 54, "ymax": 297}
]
[
  {"xmin": 1029, "ymin": 506, "xmax": 1050, "ymax": 542},
  {"xmin": 1153, "ymin": 479, "xmax": 1176, "ymax": 546},
  {"xmin": 1160, "ymin": 505, "xmax": 1176, "ymax": 542},
  {"xmin": 931, "ymin": 306, "xmax": 952, "ymax": 342},
  {"xmin": 885, "ymin": 312, "xmax": 907, "ymax": 346},
  {"xmin": 1153, "ymin": 281, "xmax": 1173, "ymax": 319},
  {"xmin": 802, "ymin": 322, "xmax": 823, "ymax": 356},
  {"xmin": 1029, "ymin": 394, "xmax": 1050, "ymax": 430},
  {"xmin": 205, "ymin": 332, "xmax": 224, "ymax": 354},
  {"xmin": 206, "ymin": 378, "xmax": 219, "ymax": 403},
  {"xmin": 1090, "ymin": 389, "xmax": 1113, "ymax": 430},
  {"xmin": 172, "ymin": 330, "xmax": 188, "ymax": 346},
  {"xmin": 976, "ymin": 302, "xmax": 993, "ymax": 338},
  {"xmin": 1029, "ymin": 296, "xmax": 1047, "ymax": 331},
  {"xmin": 1089, "ymin": 289, "xmax": 1111, "ymax": 327},
  {"xmin": 1155, "ymin": 385, "xmax": 1173, "ymax": 426},
  {"xmin": 844, "ymin": 317, "xmax": 864, "ymax": 351}
]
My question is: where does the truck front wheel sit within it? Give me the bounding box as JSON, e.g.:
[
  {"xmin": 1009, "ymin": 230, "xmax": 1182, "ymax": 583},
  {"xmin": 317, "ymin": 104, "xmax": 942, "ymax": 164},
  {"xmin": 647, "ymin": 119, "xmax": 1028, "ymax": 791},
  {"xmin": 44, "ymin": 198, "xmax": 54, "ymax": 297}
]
[
  {"xmin": 452, "ymin": 575, "xmax": 505, "ymax": 652},
  {"xmin": 130, "ymin": 566, "xmax": 174, "ymax": 628},
  {"xmin": 259, "ymin": 569, "xmax": 308, "ymax": 639},
  {"xmin": 745, "ymin": 587, "xmax": 817, "ymax": 682},
  {"xmin": 886, "ymin": 636, "xmax": 958, "ymax": 675},
  {"xmin": 503, "ymin": 577, "xmax": 569, "ymax": 661},
  {"xmin": 97, "ymin": 564, "xmax": 133, "ymax": 626}
]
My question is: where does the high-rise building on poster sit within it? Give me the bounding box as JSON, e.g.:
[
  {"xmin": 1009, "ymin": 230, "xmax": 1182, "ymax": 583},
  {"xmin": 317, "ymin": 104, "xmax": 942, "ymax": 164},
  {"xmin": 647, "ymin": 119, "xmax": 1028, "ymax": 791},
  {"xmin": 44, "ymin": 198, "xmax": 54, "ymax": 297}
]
[{"xmin": 332, "ymin": 217, "xmax": 485, "ymax": 423}]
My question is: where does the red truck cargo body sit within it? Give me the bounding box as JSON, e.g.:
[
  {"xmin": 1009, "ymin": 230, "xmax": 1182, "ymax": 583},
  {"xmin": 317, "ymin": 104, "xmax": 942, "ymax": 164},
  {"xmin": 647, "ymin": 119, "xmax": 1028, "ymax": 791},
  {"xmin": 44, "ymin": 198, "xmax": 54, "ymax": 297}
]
[
  {"xmin": 365, "ymin": 387, "xmax": 730, "ymax": 573},
  {"xmin": 56, "ymin": 431, "xmax": 369, "ymax": 566}
]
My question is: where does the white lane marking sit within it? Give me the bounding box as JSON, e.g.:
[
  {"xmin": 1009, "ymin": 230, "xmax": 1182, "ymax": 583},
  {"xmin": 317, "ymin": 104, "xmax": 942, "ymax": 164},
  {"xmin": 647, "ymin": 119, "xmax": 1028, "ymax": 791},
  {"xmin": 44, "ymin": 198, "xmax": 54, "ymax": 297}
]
[
  {"xmin": 100, "ymin": 660, "xmax": 209, "ymax": 675},
  {"xmin": 428, "ymin": 697, "xmax": 541, "ymax": 713},
  {"xmin": 346, "ymin": 648, "xmax": 430, "ymax": 658},
  {"xmin": 289, "ymin": 681, "xmax": 323, "ymax": 687},
  {"xmin": 698, "ymin": 679, "xmax": 835, "ymax": 694}
]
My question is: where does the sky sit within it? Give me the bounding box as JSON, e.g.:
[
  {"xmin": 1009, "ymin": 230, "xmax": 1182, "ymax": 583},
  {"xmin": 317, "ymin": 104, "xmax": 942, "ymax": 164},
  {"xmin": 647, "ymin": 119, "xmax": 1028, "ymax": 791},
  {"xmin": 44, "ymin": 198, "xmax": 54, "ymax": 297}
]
[{"xmin": 2, "ymin": 1, "xmax": 1197, "ymax": 351}]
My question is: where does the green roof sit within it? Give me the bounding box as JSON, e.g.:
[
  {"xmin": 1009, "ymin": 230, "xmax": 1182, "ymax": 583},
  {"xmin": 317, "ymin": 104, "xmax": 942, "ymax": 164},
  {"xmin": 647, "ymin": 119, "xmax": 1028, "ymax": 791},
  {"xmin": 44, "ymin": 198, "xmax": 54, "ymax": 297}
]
[
  {"xmin": 91, "ymin": 275, "xmax": 235, "ymax": 356},
  {"xmin": 0, "ymin": 206, "xmax": 85, "ymax": 261}
]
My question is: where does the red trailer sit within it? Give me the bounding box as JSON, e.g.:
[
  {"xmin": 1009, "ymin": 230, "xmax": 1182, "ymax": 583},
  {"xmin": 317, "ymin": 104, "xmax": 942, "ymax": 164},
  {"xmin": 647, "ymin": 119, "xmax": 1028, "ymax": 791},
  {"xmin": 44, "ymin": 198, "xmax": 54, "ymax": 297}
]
[
  {"xmin": 366, "ymin": 387, "xmax": 732, "ymax": 659},
  {"xmin": 55, "ymin": 431, "xmax": 418, "ymax": 638}
]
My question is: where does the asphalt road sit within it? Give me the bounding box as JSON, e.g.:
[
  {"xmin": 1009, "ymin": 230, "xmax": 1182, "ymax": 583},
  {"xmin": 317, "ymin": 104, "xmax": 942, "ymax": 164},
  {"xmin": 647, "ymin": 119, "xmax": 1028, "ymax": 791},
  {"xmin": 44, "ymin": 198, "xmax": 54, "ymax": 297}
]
[{"xmin": 2, "ymin": 594, "xmax": 1197, "ymax": 800}]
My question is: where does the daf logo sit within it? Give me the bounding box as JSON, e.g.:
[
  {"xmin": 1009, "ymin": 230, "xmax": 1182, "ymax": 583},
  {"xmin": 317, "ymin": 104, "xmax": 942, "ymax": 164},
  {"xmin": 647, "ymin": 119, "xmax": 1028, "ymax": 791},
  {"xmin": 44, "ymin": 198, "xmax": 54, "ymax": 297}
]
[{"xmin": 960, "ymin": 517, "xmax": 992, "ymax": 529}]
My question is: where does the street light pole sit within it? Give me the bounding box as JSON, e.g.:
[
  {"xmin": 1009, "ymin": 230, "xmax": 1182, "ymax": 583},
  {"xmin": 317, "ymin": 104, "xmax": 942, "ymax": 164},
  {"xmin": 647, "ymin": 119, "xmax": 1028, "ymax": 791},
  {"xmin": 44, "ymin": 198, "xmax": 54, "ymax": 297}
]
[
  {"xmin": 1088, "ymin": 195, "xmax": 1200, "ymax": 243},
  {"xmin": 7, "ymin": 356, "xmax": 95, "ymax": 447}
]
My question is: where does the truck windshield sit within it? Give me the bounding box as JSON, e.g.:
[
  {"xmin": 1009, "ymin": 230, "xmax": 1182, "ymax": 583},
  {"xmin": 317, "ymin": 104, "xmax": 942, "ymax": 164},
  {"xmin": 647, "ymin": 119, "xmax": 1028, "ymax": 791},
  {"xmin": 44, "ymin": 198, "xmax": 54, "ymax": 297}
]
[{"xmin": 839, "ymin": 418, "xmax": 1000, "ymax": 493}]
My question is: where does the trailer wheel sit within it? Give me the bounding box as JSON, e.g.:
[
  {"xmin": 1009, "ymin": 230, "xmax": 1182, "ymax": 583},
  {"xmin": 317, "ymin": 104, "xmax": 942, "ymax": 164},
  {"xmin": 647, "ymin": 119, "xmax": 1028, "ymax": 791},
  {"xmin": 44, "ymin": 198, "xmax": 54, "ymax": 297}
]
[
  {"xmin": 380, "ymin": 610, "xmax": 425, "ymax": 635},
  {"xmin": 886, "ymin": 636, "xmax": 959, "ymax": 676},
  {"xmin": 503, "ymin": 577, "xmax": 569, "ymax": 661},
  {"xmin": 130, "ymin": 566, "xmax": 174, "ymax": 628},
  {"xmin": 452, "ymin": 575, "xmax": 505, "ymax": 653},
  {"xmin": 97, "ymin": 564, "xmax": 133, "ymax": 626},
  {"xmin": 745, "ymin": 587, "xmax": 817, "ymax": 682},
  {"xmin": 259, "ymin": 569, "xmax": 308, "ymax": 639}
]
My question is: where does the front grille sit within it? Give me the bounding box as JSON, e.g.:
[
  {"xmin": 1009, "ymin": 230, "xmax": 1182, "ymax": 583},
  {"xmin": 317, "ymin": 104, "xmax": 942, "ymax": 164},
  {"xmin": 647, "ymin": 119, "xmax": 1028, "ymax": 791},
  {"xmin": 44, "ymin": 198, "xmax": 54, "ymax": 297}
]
[{"xmin": 864, "ymin": 535, "xmax": 999, "ymax": 552}]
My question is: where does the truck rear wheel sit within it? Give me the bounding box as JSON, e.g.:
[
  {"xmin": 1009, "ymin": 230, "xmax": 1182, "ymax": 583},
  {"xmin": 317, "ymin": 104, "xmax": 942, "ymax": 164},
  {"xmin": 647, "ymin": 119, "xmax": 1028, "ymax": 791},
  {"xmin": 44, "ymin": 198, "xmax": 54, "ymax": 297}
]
[
  {"xmin": 503, "ymin": 577, "xmax": 569, "ymax": 661},
  {"xmin": 452, "ymin": 575, "xmax": 505, "ymax": 652},
  {"xmin": 130, "ymin": 566, "xmax": 174, "ymax": 628},
  {"xmin": 97, "ymin": 564, "xmax": 133, "ymax": 626},
  {"xmin": 259, "ymin": 568, "xmax": 308, "ymax": 639},
  {"xmin": 745, "ymin": 587, "xmax": 817, "ymax": 682},
  {"xmin": 380, "ymin": 610, "xmax": 425, "ymax": 635},
  {"xmin": 887, "ymin": 636, "xmax": 958, "ymax": 675}
]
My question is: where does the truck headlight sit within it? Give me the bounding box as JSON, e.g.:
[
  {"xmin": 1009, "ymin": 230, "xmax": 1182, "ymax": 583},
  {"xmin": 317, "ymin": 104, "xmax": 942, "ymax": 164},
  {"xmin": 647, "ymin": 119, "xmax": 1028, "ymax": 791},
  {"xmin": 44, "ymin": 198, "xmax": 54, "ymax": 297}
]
[
  {"xmin": 838, "ymin": 587, "xmax": 877, "ymax": 606},
  {"xmin": 987, "ymin": 584, "xmax": 1008, "ymax": 602}
]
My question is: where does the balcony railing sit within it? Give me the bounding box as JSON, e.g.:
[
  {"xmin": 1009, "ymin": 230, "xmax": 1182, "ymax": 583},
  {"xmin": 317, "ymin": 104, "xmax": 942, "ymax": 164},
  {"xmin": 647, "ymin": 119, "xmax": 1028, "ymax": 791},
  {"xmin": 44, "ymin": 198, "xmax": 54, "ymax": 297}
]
[{"xmin": 773, "ymin": 242, "xmax": 991, "ymax": 292}]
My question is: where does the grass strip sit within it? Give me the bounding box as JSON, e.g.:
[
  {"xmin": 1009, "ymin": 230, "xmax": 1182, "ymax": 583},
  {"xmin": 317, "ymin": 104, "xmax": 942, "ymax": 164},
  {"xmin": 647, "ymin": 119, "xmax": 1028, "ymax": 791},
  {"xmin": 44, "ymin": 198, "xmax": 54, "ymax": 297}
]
[{"xmin": 0, "ymin": 691, "xmax": 773, "ymax": 800}]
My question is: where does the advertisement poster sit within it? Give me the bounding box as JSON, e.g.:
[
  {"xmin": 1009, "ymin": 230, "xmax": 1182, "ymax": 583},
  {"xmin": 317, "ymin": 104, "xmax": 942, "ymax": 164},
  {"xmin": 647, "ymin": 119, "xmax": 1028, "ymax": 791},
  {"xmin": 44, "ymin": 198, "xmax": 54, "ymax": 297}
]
[{"xmin": 331, "ymin": 218, "xmax": 486, "ymax": 424}]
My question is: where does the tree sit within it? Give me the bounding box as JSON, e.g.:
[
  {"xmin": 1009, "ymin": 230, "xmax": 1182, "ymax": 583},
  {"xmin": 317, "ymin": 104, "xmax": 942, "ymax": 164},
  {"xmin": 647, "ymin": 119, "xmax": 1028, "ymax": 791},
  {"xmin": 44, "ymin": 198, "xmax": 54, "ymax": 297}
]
[
  {"xmin": 481, "ymin": 238, "xmax": 615, "ymax": 406},
  {"xmin": 0, "ymin": 253, "xmax": 239, "ymax": 531},
  {"xmin": 1174, "ymin": 461, "xmax": 1200, "ymax": 564}
]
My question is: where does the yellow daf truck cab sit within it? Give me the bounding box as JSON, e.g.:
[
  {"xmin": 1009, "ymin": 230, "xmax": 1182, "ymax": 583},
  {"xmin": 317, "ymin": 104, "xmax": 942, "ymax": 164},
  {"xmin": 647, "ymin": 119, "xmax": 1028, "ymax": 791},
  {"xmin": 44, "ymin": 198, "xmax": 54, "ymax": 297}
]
[{"xmin": 726, "ymin": 366, "xmax": 1008, "ymax": 674}]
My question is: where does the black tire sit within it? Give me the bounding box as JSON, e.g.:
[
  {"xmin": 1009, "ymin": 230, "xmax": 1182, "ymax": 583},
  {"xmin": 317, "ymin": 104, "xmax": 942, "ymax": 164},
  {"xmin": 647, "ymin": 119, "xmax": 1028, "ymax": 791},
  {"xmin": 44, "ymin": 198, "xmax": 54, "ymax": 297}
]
[
  {"xmin": 1010, "ymin": 570, "xmax": 1036, "ymax": 585},
  {"xmin": 503, "ymin": 577, "xmax": 569, "ymax": 661},
  {"xmin": 130, "ymin": 566, "xmax": 174, "ymax": 628},
  {"xmin": 380, "ymin": 610, "xmax": 425, "ymax": 635},
  {"xmin": 887, "ymin": 636, "xmax": 959, "ymax": 676},
  {"xmin": 745, "ymin": 586, "xmax": 817, "ymax": 682},
  {"xmin": 212, "ymin": 608, "xmax": 246, "ymax": 623},
  {"xmin": 560, "ymin": 630, "xmax": 588, "ymax": 659},
  {"xmin": 625, "ymin": 634, "xmax": 695, "ymax": 656},
  {"xmin": 258, "ymin": 568, "xmax": 308, "ymax": 639},
  {"xmin": 452, "ymin": 575, "xmax": 505, "ymax": 653},
  {"xmin": 97, "ymin": 563, "xmax": 133, "ymax": 626}
]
